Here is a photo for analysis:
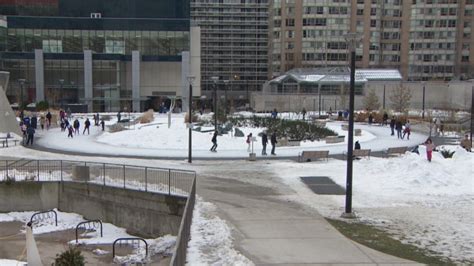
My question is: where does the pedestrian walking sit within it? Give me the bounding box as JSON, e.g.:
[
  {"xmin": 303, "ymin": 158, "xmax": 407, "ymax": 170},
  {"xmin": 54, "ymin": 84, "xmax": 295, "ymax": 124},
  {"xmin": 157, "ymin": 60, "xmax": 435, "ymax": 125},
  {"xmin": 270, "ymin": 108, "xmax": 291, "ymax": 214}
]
[
  {"xmin": 390, "ymin": 116, "xmax": 395, "ymax": 135},
  {"xmin": 246, "ymin": 133, "xmax": 253, "ymax": 152},
  {"xmin": 96, "ymin": 113, "xmax": 100, "ymax": 126},
  {"xmin": 100, "ymin": 118, "xmax": 105, "ymax": 131},
  {"xmin": 424, "ymin": 138, "xmax": 435, "ymax": 162},
  {"xmin": 67, "ymin": 125, "xmax": 74, "ymax": 138},
  {"xmin": 368, "ymin": 113, "xmax": 373, "ymax": 125},
  {"xmin": 83, "ymin": 118, "xmax": 91, "ymax": 135},
  {"xmin": 271, "ymin": 108, "xmax": 278, "ymax": 119},
  {"xmin": 31, "ymin": 115, "xmax": 38, "ymax": 129},
  {"xmin": 261, "ymin": 131, "xmax": 268, "ymax": 155},
  {"xmin": 270, "ymin": 132, "xmax": 277, "ymax": 155},
  {"xmin": 73, "ymin": 119, "xmax": 80, "ymax": 135},
  {"xmin": 355, "ymin": 141, "xmax": 361, "ymax": 150},
  {"xmin": 46, "ymin": 111, "xmax": 52, "ymax": 130},
  {"xmin": 402, "ymin": 120, "xmax": 411, "ymax": 140},
  {"xmin": 302, "ymin": 108, "xmax": 307, "ymax": 121},
  {"xmin": 434, "ymin": 118, "xmax": 441, "ymax": 136},
  {"xmin": 26, "ymin": 126, "xmax": 35, "ymax": 146},
  {"xmin": 395, "ymin": 120, "xmax": 403, "ymax": 139},
  {"xmin": 39, "ymin": 115, "xmax": 45, "ymax": 130},
  {"xmin": 210, "ymin": 130, "xmax": 218, "ymax": 152},
  {"xmin": 117, "ymin": 111, "xmax": 122, "ymax": 122},
  {"xmin": 382, "ymin": 112, "xmax": 388, "ymax": 126}
]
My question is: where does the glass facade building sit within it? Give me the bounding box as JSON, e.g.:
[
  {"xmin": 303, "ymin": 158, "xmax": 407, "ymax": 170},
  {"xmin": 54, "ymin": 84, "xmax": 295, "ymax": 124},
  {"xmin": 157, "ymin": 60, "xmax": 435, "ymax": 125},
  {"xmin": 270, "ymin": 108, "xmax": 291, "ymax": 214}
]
[{"xmin": 0, "ymin": 0, "xmax": 192, "ymax": 111}]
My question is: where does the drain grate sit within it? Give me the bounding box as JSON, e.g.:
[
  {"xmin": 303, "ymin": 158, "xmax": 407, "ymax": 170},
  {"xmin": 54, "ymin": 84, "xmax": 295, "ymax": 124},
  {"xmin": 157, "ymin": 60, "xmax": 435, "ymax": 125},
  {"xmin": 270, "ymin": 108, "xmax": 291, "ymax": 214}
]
[{"xmin": 300, "ymin": 176, "xmax": 345, "ymax": 195}]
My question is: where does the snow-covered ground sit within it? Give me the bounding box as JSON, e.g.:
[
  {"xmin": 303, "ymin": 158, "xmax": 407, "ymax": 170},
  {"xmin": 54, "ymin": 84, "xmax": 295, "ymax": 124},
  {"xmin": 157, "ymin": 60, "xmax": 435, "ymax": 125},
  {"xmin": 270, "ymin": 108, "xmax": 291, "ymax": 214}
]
[
  {"xmin": 35, "ymin": 112, "xmax": 426, "ymax": 158},
  {"xmin": 0, "ymin": 209, "xmax": 177, "ymax": 264},
  {"xmin": 270, "ymin": 145, "xmax": 474, "ymax": 262}
]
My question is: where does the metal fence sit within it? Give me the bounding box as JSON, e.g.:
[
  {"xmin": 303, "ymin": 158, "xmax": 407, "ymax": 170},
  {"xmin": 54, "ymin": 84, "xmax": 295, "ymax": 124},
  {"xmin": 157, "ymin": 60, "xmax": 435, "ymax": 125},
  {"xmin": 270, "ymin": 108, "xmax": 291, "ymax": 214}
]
[
  {"xmin": 170, "ymin": 177, "xmax": 196, "ymax": 266},
  {"xmin": 0, "ymin": 159, "xmax": 196, "ymax": 196}
]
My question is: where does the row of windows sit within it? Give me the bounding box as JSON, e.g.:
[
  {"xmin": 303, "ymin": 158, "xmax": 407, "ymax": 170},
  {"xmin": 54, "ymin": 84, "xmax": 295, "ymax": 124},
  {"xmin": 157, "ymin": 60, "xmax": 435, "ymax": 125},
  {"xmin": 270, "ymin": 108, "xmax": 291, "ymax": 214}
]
[{"xmin": 1, "ymin": 28, "xmax": 189, "ymax": 56}]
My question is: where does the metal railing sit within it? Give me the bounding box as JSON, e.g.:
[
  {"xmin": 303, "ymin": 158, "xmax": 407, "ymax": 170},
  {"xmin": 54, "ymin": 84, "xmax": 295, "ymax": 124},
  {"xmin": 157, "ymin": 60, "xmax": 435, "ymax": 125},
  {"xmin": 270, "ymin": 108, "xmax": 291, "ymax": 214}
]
[
  {"xmin": 0, "ymin": 159, "xmax": 195, "ymax": 196},
  {"xmin": 170, "ymin": 177, "xmax": 196, "ymax": 266}
]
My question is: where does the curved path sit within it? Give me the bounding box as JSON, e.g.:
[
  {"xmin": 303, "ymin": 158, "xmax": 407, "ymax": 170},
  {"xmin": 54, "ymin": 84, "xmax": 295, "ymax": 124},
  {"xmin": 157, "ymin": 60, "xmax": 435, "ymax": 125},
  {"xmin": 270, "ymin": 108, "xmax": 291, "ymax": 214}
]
[{"xmin": 32, "ymin": 121, "xmax": 427, "ymax": 160}]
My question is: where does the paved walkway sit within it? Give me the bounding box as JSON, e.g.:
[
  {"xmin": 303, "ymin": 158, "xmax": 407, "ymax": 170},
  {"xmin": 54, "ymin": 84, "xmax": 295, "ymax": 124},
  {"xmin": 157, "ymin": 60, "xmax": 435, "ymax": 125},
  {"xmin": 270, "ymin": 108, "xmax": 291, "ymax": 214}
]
[{"xmin": 197, "ymin": 164, "xmax": 420, "ymax": 265}]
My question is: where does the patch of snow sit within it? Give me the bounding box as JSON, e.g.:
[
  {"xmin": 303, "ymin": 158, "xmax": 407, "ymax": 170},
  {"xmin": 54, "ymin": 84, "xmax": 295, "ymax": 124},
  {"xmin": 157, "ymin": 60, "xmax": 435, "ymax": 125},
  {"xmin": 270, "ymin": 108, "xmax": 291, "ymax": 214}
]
[
  {"xmin": 187, "ymin": 198, "xmax": 253, "ymax": 266},
  {"xmin": 0, "ymin": 259, "xmax": 27, "ymax": 266}
]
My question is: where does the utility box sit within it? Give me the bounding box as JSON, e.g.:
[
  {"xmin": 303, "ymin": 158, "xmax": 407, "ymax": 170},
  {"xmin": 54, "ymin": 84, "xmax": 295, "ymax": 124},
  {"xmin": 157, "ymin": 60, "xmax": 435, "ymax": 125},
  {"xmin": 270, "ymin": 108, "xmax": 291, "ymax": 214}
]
[
  {"xmin": 72, "ymin": 165, "xmax": 90, "ymax": 181},
  {"xmin": 249, "ymin": 153, "xmax": 256, "ymax": 161}
]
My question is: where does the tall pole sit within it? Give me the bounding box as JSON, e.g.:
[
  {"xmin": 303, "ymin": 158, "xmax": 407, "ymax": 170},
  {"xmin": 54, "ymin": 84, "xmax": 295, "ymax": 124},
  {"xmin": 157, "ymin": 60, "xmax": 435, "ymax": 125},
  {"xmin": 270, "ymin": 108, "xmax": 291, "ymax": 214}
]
[
  {"xmin": 187, "ymin": 76, "xmax": 195, "ymax": 163},
  {"xmin": 422, "ymin": 83, "xmax": 426, "ymax": 120},
  {"xmin": 188, "ymin": 82, "xmax": 193, "ymax": 163},
  {"xmin": 214, "ymin": 83, "xmax": 218, "ymax": 132},
  {"xmin": 18, "ymin": 79, "xmax": 25, "ymax": 109},
  {"xmin": 471, "ymin": 85, "xmax": 473, "ymax": 143},
  {"xmin": 382, "ymin": 84, "xmax": 386, "ymax": 110},
  {"xmin": 318, "ymin": 89, "xmax": 322, "ymax": 116},
  {"xmin": 343, "ymin": 33, "xmax": 360, "ymax": 218}
]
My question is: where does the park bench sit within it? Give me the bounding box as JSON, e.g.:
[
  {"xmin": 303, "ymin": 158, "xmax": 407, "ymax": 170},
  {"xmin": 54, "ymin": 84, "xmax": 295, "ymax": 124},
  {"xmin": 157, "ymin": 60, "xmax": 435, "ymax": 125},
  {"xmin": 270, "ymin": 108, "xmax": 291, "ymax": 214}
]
[
  {"xmin": 0, "ymin": 136, "xmax": 19, "ymax": 147},
  {"xmin": 298, "ymin": 150, "xmax": 330, "ymax": 162},
  {"xmin": 344, "ymin": 149, "xmax": 371, "ymax": 159},
  {"xmin": 384, "ymin": 146, "xmax": 408, "ymax": 157},
  {"xmin": 325, "ymin": 135, "xmax": 345, "ymax": 144}
]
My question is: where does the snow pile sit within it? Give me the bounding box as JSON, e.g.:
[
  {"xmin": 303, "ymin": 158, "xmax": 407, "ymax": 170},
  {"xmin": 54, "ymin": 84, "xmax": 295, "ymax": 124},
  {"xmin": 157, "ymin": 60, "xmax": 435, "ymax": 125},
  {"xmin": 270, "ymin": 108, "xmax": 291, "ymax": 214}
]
[
  {"xmin": 187, "ymin": 198, "xmax": 253, "ymax": 266},
  {"xmin": 0, "ymin": 169, "xmax": 71, "ymax": 182},
  {"xmin": 113, "ymin": 235, "xmax": 176, "ymax": 264},
  {"xmin": 272, "ymin": 148, "xmax": 474, "ymax": 262},
  {"xmin": 0, "ymin": 259, "xmax": 27, "ymax": 266}
]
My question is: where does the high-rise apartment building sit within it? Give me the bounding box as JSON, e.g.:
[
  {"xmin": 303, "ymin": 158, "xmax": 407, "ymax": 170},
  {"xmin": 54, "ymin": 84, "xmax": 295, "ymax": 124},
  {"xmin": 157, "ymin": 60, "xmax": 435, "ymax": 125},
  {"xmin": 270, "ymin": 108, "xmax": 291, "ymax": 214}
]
[
  {"xmin": 270, "ymin": 0, "xmax": 473, "ymax": 81},
  {"xmin": 191, "ymin": 0, "xmax": 268, "ymax": 102}
]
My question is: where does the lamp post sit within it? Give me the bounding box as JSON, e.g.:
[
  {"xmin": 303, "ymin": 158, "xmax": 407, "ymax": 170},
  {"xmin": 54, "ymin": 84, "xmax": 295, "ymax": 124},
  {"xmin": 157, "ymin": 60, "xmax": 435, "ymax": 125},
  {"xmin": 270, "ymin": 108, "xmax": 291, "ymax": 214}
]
[
  {"xmin": 422, "ymin": 81, "xmax": 426, "ymax": 120},
  {"xmin": 471, "ymin": 83, "xmax": 473, "ymax": 143},
  {"xmin": 211, "ymin": 76, "xmax": 219, "ymax": 132},
  {"xmin": 58, "ymin": 79, "xmax": 64, "ymax": 108},
  {"xmin": 382, "ymin": 84, "xmax": 386, "ymax": 110},
  {"xmin": 187, "ymin": 76, "xmax": 195, "ymax": 163},
  {"xmin": 342, "ymin": 32, "xmax": 361, "ymax": 218},
  {"xmin": 224, "ymin": 80, "xmax": 229, "ymax": 115},
  {"xmin": 318, "ymin": 88, "xmax": 322, "ymax": 116},
  {"xmin": 18, "ymin": 79, "xmax": 26, "ymax": 109}
]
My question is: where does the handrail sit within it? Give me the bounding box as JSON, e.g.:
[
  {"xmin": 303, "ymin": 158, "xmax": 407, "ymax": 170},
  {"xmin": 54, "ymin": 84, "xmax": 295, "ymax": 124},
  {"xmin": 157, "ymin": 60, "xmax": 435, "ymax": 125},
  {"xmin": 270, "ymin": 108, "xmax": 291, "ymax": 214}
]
[
  {"xmin": 112, "ymin": 237, "xmax": 148, "ymax": 258},
  {"xmin": 29, "ymin": 209, "xmax": 57, "ymax": 227},
  {"xmin": 75, "ymin": 220, "xmax": 103, "ymax": 243}
]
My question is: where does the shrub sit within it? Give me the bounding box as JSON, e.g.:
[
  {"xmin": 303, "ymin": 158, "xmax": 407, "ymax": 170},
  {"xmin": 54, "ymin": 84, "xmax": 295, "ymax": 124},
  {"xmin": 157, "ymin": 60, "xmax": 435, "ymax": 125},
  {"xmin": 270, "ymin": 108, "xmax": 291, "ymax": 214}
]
[
  {"xmin": 440, "ymin": 149, "xmax": 455, "ymax": 158},
  {"xmin": 139, "ymin": 109, "xmax": 154, "ymax": 124},
  {"xmin": 36, "ymin": 100, "xmax": 49, "ymax": 111},
  {"xmin": 53, "ymin": 247, "xmax": 85, "ymax": 266},
  {"xmin": 185, "ymin": 112, "xmax": 199, "ymax": 123}
]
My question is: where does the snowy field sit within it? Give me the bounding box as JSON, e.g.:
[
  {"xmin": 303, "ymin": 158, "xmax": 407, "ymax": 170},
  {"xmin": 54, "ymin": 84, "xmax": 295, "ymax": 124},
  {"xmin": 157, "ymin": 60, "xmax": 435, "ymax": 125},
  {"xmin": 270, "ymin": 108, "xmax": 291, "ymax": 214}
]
[
  {"xmin": 270, "ymin": 145, "xmax": 474, "ymax": 262},
  {"xmin": 34, "ymin": 112, "xmax": 427, "ymax": 158}
]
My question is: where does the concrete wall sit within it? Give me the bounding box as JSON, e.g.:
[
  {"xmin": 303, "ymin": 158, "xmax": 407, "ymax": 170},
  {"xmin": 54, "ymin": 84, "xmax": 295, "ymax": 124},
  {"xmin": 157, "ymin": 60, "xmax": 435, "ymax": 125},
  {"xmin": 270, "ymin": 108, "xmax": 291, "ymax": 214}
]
[
  {"xmin": 0, "ymin": 182, "xmax": 58, "ymax": 212},
  {"xmin": 0, "ymin": 182, "xmax": 186, "ymax": 238}
]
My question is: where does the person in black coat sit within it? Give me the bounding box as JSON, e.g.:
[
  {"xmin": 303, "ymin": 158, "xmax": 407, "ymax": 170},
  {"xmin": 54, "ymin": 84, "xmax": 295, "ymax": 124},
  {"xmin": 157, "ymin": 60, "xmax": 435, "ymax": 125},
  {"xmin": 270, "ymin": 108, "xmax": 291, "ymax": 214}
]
[
  {"xmin": 31, "ymin": 116, "xmax": 38, "ymax": 129},
  {"xmin": 26, "ymin": 126, "xmax": 35, "ymax": 145},
  {"xmin": 355, "ymin": 141, "xmax": 361, "ymax": 150},
  {"xmin": 210, "ymin": 131, "xmax": 218, "ymax": 152},
  {"xmin": 261, "ymin": 132, "xmax": 268, "ymax": 155},
  {"xmin": 100, "ymin": 118, "xmax": 105, "ymax": 131},
  {"xmin": 46, "ymin": 111, "xmax": 52, "ymax": 130},
  {"xmin": 270, "ymin": 132, "xmax": 277, "ymax": 155},
  {"xmin": 390, "ymin": 116, "xmax": 396, "ymax": 136},
  {"xmin": 395, "ymin": 120, "xmax": 403, "ymax": 139},
  {"xmin": 382, "ymin": 112, "xmax": 388, "ymax": 126},
  {"xmin": 83, "ymin": 118, "xmax": 91, "ymax": 135}
]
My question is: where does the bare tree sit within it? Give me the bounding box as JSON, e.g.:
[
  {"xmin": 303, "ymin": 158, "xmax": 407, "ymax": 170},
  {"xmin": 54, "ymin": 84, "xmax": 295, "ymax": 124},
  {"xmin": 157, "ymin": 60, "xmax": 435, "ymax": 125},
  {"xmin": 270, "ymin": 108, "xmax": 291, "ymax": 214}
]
[
  {"xmin": 389, "ymin": 85, "xmax": 412, "ymax": 113},
  {"xmin": 363, "ymin": 88, "xmax": 381, "ymax": 111}
]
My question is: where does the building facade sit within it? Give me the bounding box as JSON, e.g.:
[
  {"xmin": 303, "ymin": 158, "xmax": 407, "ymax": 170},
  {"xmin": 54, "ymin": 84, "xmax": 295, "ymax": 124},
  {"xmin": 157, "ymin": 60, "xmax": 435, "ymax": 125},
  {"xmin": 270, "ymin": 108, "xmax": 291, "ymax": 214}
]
[
  {"xmin": 0, "ymin": 0, "xmax": 200, "ymax": 112},
  {"xmin": 270, "ymin": 0, "xmax": 473, "ymax": 81},
  {"xmin": 191, "ymin": 0, "xmax": 268, "ymax": 103}
]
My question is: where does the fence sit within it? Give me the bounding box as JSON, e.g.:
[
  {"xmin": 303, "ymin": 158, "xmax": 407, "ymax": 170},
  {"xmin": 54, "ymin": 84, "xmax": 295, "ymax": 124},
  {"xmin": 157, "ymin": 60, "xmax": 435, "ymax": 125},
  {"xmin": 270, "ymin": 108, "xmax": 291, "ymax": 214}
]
[{"xmin": 0, "ymin": 159, "xmax": 196, "ymax": 197}]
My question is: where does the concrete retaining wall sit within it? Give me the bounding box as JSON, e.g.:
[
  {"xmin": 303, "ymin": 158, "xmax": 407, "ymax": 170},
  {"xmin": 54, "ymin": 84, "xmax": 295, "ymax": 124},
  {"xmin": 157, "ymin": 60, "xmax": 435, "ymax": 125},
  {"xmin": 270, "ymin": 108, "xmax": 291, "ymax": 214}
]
[
  {"xmin": 0, "ymin": 182, "xmax": 186, "ymax": 238},
  {"xmin": 0, "ymin": 182, "xmax": 58, "ymax": 212}
]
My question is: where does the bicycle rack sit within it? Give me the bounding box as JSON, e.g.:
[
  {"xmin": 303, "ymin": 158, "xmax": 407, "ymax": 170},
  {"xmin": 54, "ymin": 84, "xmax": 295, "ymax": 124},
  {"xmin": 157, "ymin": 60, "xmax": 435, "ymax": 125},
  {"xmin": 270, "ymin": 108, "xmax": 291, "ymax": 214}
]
[
  {"xmin": 29, "ymin": 210, "xmax": 58, "ymax": 227},
  {"xmin": 112, "ymin": 237, "xmax": 148, "ymax": 258},
  {"xmin": 75, "ymin": 219, "xmax": 103, "ymax": 243}
]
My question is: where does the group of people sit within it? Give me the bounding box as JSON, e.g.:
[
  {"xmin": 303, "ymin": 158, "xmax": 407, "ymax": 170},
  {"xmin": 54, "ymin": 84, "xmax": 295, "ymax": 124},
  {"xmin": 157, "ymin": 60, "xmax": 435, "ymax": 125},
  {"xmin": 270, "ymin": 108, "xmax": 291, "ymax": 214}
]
[
  {"xmin": 388, "ymin": 117, "xmax": 411, "ymax": 140},
  {"xmin": 210, "ymin": 130, "xmax": 278, "ymax": 155}
]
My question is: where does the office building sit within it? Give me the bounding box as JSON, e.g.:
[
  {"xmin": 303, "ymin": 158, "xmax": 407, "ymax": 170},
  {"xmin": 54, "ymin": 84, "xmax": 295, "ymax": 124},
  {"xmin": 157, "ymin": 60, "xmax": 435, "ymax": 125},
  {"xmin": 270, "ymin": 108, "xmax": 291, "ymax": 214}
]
[
  {"xmin": 270, "ymin": 0, "xmax": 473, "ymax": 81},
  {"xmin": 0, "ymin": 0, "xmax": 200, "ymax": 112},
  {"xmin": 191, "ymin": 0, "xmax": 268, "ymax": 103}
]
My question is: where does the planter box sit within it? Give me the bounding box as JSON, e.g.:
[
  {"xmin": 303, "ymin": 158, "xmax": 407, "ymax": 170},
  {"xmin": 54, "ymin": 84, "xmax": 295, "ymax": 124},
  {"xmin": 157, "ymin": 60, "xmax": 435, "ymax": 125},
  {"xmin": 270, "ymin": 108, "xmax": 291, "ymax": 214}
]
[{"xmin": 325, "ymin": 136, "xmax": 345, "ymax": 144}]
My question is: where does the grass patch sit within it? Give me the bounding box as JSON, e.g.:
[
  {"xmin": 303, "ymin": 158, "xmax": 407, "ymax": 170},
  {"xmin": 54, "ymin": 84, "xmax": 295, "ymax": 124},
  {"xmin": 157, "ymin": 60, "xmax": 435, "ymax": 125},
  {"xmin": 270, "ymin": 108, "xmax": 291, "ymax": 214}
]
[{"xmin": 326, "ymin": 218, "xmax": 456, "ymax": 265}]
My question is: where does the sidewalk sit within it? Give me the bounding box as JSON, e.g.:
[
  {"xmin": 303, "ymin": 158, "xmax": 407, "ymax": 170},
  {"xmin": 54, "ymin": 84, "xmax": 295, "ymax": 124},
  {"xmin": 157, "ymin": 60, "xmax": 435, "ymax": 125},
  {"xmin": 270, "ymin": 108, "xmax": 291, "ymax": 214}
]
[{"xmin": 197, "ymin": 174, "xmax": 420, "ymax": 265}]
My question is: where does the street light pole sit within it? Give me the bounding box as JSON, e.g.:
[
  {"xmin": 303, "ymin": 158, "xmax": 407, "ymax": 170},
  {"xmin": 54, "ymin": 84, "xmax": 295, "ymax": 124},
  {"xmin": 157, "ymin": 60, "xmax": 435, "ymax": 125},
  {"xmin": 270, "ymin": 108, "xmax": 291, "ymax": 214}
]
[
  {"xmin": 470, "ymin": 84, "xmax": 473, "ymax": 143},
  {"xmin": 422, "ymin": 82, "xmax": 426, "ymax": 120},
  {"xmin": 211, "ymin": 76, "xmax": 219, "ymax": 132},
  {"xmin": 382, "ymin": 84, "xmax": 386, "ymax": 110},
  {"xmin": 58, "ymin": 79, "xmax": 64, "ymax": 108},
  {"xmin": 18, "ymin": 79, "xmax": 26, "ymax": 109},
  {"xmin": 187, "ymin": 76, "xmax": 195, "ymax": 164},
  {"xmin": 318, "ymin": 89, "xmax": 322, "ymax": 116},
  {"xmin": 224, "ymin": 80, "xmax": 229, "ymax": 115},
  {"xmin": 343, "ymin": 33, "xmax": 361, "ymax": 218}
]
